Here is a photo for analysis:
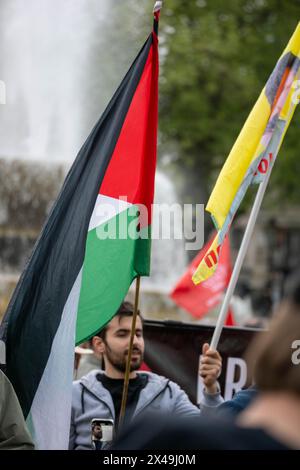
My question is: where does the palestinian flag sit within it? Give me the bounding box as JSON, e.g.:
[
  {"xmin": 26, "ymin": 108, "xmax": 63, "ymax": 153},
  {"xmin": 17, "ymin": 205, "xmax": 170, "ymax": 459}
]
[{"xmin": 0, "ymin": 10, "xmax": 160, "ymax": 449}]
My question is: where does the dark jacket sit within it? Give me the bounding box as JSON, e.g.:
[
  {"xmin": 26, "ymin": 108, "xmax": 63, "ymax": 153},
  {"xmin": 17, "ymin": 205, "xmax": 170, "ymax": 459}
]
[
  {"xmin": 0, "ymin": 369, "xmax": 34, "ymax": 450},
  {"xmin": 113, "ymin": 413, "xmax": 290, "ymax": 450},
  {"xmin": 217, "ymin": 387, "xmax": 258, "ymax": 417}
]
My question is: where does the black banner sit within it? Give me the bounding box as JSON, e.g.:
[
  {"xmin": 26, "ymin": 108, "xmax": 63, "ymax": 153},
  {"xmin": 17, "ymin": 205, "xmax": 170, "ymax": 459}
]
[
  {"xmin": 143, "ymin": 320, "xmax": 264, "ymax": 403},
  {"xmin": 0, "ymin": 450, "xmax": 295, "ymax": 466}
]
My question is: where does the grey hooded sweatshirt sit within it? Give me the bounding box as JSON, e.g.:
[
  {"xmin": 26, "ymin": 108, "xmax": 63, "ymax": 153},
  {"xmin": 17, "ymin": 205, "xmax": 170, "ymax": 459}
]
[{"xmin": 69, "ymin": 370, "xmax": 223, "ymax": 450}]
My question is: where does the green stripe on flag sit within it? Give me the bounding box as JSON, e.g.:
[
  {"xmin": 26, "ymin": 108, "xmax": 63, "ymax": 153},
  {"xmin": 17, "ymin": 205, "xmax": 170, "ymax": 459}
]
[{"xmin": 76, "ymin": 206, "xmax": 151, "ymax": 344}]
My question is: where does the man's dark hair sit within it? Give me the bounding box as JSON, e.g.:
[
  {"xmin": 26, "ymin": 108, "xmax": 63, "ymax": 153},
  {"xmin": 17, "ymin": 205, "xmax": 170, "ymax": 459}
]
[{"xmin": 93, "ymin": 301, "xmax": 142, "ymax": 342}]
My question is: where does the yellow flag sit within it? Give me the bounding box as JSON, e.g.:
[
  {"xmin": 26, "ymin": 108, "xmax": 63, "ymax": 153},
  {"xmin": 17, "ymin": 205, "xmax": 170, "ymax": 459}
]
[{"xmin": 193, "ymin": 23, "xmax": 300, "ymax": 285}]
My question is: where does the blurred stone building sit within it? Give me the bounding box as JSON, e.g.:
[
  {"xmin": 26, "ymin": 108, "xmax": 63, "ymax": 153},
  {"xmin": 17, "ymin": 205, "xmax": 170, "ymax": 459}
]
[{"xmin": 0, "ymin": 158, "xmax": 65, "ymax": 319}]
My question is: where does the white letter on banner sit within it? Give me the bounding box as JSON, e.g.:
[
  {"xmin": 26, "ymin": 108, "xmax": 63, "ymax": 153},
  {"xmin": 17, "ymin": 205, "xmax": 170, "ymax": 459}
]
[
  {"xmin": 0, "ymin": 340, "xmax": 6, "ymax": 365},
  {"xmin": 196, "ymin": 354, "xmax": 205, "ymax": 405},
  {"xmin": 224, "ymin": 357, "xmax": 247, "ymax": 400},
  {"xmin": 291, "ymin": 340, "xmax": 300, "ymax": 365},
  {"xmin": 0, "ymin": 80, "xmax": 6, "ymax": 104}
]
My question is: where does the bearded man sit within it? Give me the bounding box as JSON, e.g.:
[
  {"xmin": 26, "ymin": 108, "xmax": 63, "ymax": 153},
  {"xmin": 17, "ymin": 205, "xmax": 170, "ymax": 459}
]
[{"xmin": 69, "ymin": 301, "xmax": 222, "ymax": 450}]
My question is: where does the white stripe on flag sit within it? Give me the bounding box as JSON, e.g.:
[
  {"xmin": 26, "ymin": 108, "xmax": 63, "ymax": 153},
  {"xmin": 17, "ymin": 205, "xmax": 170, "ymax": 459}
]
[
  {"xmin": 88, "ymin": 194, "xmax": 132, "ymax": 232},
  {"xmin": 27, "ymin": 269, "xmax": 82, "ymax": 450}
]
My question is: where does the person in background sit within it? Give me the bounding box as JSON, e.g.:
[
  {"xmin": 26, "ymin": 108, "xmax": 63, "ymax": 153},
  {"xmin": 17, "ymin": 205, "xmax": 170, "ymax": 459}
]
[
  {"xmin": 0, "ymin": 369, "xmax": 34, "ymax": 450},
  {"xmin": 91, "ymin": 422, "xmax": 103, "ymax": 450},
  {"xmin": 69, "ymin": 301, "xmax": 223, "ymax": 450},
  {"xmin": 243, "ymin": 290, "xmax": 272, "ymax": 329}
]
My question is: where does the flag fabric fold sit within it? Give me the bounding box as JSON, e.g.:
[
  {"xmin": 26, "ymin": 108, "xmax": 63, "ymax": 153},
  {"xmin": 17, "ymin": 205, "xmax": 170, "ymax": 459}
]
[
  {"xmin": 0, "ymin": 20, "xmax": 159, "ymax": 449},
  {"xmin": 193, "ymin": 23, "xmax": 300, "ymax": 285}
]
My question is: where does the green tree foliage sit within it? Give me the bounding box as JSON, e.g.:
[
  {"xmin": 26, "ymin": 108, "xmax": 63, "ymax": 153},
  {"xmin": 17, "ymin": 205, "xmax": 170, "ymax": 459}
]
[{"xmin": 159, "ymin": 0, "xmax": 300, "ymax": 204}]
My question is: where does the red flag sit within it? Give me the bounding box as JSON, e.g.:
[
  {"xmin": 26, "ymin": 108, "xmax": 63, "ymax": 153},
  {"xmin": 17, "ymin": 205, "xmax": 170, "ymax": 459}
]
[{"xmin": 170, "ymin": 234, "xmax": 234, "ymax": 324}]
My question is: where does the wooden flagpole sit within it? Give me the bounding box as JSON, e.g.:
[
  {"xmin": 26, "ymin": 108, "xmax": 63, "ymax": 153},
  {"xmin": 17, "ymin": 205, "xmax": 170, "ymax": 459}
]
[
  {"xmin": 118, "ymin": 0, "xmax": 162, "ymax": 431},
  {"xmin": 118, "ymin": 275, "xmax": 141, "ymax": 430}
]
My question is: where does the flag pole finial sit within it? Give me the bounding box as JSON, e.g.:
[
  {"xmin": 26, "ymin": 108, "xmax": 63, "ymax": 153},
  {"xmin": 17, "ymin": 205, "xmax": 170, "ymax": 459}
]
[
  {"xmin": 153, "ymin": 0, "xmax": 163, "ymax": 13},
  {"xmin": 153, "ymin": 1, "xmax": 162, "ymax": 35}
]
